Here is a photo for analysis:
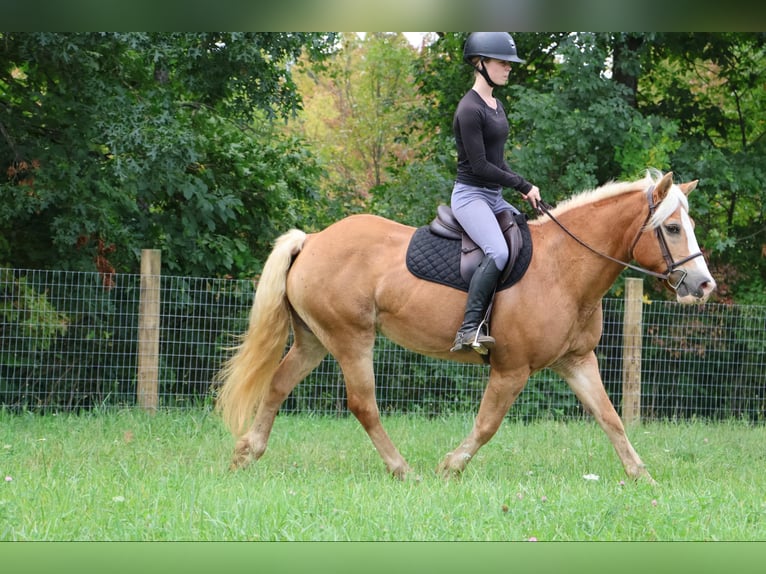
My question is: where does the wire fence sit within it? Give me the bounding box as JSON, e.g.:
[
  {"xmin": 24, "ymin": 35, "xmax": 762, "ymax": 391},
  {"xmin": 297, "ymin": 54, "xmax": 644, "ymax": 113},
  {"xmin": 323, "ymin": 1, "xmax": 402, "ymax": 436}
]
[{"xmin": 1, "ymin": 266, "xmax": 765, "ymax": 422}]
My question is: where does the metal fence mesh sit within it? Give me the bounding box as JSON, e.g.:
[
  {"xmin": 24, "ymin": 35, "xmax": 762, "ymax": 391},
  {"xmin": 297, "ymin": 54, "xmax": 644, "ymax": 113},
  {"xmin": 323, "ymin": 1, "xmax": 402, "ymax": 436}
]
[{"xmin": 1, "ymin": 267, "xmax": 764, "ymax": 421}]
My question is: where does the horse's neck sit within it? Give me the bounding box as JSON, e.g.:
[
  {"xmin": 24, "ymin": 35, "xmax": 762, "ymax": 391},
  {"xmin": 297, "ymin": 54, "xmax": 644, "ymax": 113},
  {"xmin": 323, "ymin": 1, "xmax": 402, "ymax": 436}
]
[{"xmin": 543, "ymin": 191, "xmax": 646, "ymax": 298}]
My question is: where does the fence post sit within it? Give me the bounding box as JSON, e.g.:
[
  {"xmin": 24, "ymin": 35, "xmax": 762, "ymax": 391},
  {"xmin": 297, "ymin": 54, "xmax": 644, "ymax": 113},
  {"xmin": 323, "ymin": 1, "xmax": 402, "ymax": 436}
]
[
  {"xmin": 137, "ymin": 249, "xmax": 161, "ymax": 412},
  {"xmin": 622, "ymin": 277, "xmax": 643, "ymax": 425}
]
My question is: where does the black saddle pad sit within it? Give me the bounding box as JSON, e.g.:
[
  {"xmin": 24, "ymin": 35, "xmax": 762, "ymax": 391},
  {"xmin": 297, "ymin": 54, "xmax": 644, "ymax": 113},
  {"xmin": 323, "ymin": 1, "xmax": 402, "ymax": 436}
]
[{"xmin": 405, "ymin": 213, "xmax": 533, "ymax": 292}]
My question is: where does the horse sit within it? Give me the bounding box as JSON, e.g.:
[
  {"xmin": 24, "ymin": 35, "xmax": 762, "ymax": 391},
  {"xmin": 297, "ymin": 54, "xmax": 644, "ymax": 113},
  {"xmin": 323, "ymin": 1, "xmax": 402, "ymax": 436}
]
[{"xmin": 215, "ymin": 170, "xmax": 716, "ymax": 483}]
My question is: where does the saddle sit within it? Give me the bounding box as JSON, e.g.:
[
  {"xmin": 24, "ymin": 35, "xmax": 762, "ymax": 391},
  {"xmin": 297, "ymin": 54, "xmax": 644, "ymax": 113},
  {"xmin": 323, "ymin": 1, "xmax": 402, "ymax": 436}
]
[
  {"xmin": 428, "ymin": 205, "xmax": 524, "ymax": 285},
  {"xmin": 405, "ymin": 204, "xmax": 532, "ymax": 361}
]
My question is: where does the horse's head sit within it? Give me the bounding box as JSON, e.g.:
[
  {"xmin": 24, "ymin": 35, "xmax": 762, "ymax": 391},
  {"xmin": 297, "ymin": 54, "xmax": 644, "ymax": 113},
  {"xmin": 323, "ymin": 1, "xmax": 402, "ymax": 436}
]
[{"xmin": 632, "ymin": 172, "xmax": 717, "ymax": 304}]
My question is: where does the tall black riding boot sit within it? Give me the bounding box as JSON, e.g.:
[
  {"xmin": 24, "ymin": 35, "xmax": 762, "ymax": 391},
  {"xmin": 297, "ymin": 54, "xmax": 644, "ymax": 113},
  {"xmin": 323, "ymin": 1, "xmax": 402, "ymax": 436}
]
[{"xmin": 450, "ymin": 254, "xmax": 502, "ymax": 354}]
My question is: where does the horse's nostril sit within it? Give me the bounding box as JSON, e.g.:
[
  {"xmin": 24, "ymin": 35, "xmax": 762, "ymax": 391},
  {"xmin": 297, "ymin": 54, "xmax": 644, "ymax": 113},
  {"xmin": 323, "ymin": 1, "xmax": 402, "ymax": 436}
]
[{"xmin": 694, "ymin": 279, "xmax": 717, "ymax": 299}]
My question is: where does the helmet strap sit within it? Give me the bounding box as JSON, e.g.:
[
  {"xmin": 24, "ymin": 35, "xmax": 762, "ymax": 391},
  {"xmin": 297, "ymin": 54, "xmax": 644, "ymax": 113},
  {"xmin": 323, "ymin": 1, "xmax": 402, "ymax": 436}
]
[{"xmin": 476, "ymin": 59, "xmax": 498, "ymax": 88}]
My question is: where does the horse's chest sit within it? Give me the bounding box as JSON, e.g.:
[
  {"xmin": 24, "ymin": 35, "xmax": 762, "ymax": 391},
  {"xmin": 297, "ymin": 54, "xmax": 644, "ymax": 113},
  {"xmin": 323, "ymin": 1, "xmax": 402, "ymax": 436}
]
[{"xmin": 570, "ymin": 303, "xmax": 604, "ymax": 343}]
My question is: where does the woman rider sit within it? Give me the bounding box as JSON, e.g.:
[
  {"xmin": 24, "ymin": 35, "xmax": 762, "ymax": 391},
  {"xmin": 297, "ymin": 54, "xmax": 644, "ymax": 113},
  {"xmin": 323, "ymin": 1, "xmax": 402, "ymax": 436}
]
[{"xmin": 450, "ymin": 32, "xmax": 542, "ymax": 354}]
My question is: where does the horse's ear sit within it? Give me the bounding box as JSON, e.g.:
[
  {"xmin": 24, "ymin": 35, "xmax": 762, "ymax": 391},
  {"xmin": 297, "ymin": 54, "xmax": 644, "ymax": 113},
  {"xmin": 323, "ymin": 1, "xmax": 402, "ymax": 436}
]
[
  {"xmin": 653, "ymin": 171, "xmax": 674, "ymax": 202},
  {"xmin": 678, "ymin": 179, "xmax": 698, "ymax": 195}
]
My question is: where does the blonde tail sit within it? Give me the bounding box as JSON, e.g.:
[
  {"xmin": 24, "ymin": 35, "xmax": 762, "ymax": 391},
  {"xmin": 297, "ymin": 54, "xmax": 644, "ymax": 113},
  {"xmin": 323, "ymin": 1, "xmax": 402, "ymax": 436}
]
[{"xmin": 215, "ymin": 229, "xmax": 307, "ymax": 436}]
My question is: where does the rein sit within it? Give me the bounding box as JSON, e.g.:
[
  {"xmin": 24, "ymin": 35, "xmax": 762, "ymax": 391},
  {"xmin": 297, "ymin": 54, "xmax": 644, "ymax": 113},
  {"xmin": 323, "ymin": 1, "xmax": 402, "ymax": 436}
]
[{"xmin": 536, "ymin": 186, "xmax": 704, "ymax": 291}]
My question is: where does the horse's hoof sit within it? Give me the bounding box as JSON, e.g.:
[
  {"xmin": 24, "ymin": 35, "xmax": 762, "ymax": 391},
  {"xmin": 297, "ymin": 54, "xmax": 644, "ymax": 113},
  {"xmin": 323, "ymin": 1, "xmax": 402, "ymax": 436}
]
[
  {"xmin": 437, "ymin": 466, "xmax": 463, "ymax": 480},
  {"xmin": 389, "ymin": 464, "xmax": 415, "ymax": 481},
  {"xmin": 229, "ymin": 447, "xmax": 254, "ymax": 471},
  {"xmin": 436, "ymin": 455, "xmax": 465, "ymax": 480},
  {"xmin": 642, "ymin": 473, "xmax": 658, "ymax": 486},
  {"xmin": 626, "ymin": 467, "xmax": 657, "ymax": 486}
]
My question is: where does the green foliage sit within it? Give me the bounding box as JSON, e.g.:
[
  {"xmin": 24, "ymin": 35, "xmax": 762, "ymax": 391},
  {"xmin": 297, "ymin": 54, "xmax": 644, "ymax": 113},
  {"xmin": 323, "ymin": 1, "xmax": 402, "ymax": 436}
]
[
  {"xmin": 367, "ymin": 158, "xmax": 453, "ymax": 226},
  {"xmin": 0, "ymin": 32, "xmax": 336, "ymax": 277},
  {"xmin": 507, "ymin": 34, "xmax": 671, "ymax": 200},
  {"xmin": 613, "ymin": 116, "xmax": 682, "ymax": 180},
  {"xmin": 0, "ymin": 270, "xmax": 68, "ymax": 354},
  {"xmin": 287, "ymin": 32, "xmax": 425, "ymax": 223}
]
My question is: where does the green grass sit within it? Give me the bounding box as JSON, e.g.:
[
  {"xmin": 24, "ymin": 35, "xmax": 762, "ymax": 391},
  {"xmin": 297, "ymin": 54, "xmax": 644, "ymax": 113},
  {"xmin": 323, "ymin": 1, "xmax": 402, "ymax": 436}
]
[{"xmin": 1, "ymin": 409, "xmax": 765, "ymax": 541}]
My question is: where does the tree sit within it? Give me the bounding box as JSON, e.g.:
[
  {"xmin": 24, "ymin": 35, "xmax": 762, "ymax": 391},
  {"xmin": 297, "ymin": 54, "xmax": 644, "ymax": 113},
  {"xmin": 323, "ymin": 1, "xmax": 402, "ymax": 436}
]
[
  {"xmin": 0, "ymin": 32, "xmax": 337, "ymax": 277},
  {"xmin": 620, "ymin": 33, "xmax": 766, "ymax": 302},
  {"xmin": 287, "ymin": 32, "xmax": 422, "ymax": 217}
]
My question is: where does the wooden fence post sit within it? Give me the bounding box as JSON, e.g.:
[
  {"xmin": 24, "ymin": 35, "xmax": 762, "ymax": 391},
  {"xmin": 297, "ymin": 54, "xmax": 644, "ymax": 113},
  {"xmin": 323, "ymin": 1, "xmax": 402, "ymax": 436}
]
[
  {"xmin": 137, "ymin": 249, "xmax": 161, "ymax": 412},
  {"xmin": 622, "ymin": 277, "xmax": 643, "ymax": 425}
]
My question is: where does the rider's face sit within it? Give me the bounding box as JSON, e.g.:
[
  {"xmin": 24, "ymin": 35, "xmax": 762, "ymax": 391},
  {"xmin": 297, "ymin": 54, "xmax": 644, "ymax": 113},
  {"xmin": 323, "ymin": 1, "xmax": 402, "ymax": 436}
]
[{"xmin": 483, "ymin": 58, "xmax": 512, "ymax": 85}]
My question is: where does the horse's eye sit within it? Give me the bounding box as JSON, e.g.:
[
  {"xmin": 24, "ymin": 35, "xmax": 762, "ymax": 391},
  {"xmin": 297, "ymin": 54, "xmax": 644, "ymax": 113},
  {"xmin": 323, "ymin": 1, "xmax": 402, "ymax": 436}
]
[{"xmin": 665, "ymin": 223, "xmax": 681, "ymax": 235}]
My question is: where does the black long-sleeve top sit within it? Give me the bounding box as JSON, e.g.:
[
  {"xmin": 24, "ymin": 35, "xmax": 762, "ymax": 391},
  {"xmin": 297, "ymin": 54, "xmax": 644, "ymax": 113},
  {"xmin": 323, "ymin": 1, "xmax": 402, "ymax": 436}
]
[{"xmin": 453, "ymin": 89, "xmax": 532, "ymax": 195}]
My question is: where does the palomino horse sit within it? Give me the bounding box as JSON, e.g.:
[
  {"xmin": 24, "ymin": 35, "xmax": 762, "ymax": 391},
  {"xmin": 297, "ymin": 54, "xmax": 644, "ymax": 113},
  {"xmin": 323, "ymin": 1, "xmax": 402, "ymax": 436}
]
[{"xmin": 216, "ymin": 170, "xmax": 716, "ymax": 483}]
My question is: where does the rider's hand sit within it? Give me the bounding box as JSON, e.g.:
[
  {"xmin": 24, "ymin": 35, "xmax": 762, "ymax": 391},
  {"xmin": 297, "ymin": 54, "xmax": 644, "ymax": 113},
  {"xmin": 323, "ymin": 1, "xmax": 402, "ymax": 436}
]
[{"xmin": 522, "ymin": 185, "xmax": 541, "ymax": 210}]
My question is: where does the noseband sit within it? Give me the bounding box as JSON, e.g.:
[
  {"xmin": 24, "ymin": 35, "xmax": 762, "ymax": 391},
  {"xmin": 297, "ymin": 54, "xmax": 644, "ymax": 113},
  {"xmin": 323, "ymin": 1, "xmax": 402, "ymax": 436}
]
[{"xmin": 538, "ymin": 186, "xmax": 704, "ymax": 292}]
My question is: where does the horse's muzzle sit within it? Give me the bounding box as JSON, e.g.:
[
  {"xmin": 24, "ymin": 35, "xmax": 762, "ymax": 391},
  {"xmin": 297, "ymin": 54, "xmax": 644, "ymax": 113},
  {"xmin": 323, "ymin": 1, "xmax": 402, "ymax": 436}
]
[{"xmin": 675, "ymin": 271, "xmax": 717, "ymax": 304}]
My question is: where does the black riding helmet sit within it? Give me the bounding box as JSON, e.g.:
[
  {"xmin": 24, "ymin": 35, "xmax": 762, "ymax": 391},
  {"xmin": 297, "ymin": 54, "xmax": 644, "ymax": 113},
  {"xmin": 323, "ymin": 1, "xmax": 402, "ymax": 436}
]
[
  {"xmin": 463, "ymin": 32, "xmax": 526, "ymax": 64},
  {"xmin": 463, "ymin": 32, "xmax": 525, "ymax": 88}
]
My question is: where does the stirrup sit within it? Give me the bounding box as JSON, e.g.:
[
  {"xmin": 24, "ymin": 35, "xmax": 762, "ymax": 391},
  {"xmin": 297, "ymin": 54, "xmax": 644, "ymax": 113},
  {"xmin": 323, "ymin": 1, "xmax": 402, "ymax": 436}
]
[
  {"xmin": 470, "ymin": 332, "xmax": 495, "ymax": 355},
  {"xmin": 450, "ymin": 329, "xmax": 495, "ymax": 355},
  {"xmin": 451, "ymin": 304, "xmax": 495, "ymax": 355}
]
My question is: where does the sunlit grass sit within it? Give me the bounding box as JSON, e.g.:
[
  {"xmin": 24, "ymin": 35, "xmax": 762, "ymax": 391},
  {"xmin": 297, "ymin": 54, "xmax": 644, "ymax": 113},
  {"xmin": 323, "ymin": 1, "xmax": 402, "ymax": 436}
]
[{"xmin": 1, "ymin": 409, "xmax": 764, "ymax": 541}]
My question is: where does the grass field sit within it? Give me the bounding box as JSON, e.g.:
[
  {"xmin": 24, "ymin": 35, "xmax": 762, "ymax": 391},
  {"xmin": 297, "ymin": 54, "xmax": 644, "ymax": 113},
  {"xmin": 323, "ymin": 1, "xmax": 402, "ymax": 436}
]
[{"xmin": 1, "ymin": 409, "xmax": 764, "ymax": 541}]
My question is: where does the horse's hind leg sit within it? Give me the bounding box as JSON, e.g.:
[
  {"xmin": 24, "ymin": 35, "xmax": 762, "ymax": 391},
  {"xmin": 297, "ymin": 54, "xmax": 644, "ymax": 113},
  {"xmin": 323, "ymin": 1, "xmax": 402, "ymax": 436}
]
[
  {"xmin": 231, "ymin": 327, "xmax": 327, "ymax": 470},
  {"xmin": 553, "ymin": 351, "xmax": 655, "ymax": 484},
  {"xmin": 334, "ymin": 345, "xmax": 413, "ymax": 480}
]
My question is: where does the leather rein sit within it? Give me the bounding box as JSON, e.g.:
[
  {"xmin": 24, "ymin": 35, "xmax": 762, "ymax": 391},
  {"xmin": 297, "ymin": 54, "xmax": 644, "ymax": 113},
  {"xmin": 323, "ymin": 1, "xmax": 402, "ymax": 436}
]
[{"xmin": 536, "ymin": 186, "xmax": 704, "ymax": 291}]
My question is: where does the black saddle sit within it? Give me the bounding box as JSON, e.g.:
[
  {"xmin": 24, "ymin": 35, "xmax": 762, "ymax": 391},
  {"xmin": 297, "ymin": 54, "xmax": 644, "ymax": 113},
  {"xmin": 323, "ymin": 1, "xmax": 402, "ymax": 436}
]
[{"xmin": 405, "ymin": 205, "xmax": 532, "ymax": 292}]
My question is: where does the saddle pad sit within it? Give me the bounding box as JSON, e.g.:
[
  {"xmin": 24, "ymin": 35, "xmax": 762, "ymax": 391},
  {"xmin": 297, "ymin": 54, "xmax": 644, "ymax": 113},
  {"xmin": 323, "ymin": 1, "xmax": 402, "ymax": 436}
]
[{"xmin": 406, "ymin": 213, "xmax": 533, "ymax": 292}]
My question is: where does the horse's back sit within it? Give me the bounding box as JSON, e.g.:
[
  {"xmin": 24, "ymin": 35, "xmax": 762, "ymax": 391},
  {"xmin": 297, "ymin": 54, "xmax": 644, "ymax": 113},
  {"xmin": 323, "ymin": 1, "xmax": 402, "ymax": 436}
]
[
  {"xmin": 297, "ymin": 214, "xmax": 414, "ymax": 273},
  {"xmin": 311, "ymin": 213, "xmax": 414, "ymax": 245},
  {"xmin": 286, "ymin": 214, "xmax": 415, "ymax": 320}
]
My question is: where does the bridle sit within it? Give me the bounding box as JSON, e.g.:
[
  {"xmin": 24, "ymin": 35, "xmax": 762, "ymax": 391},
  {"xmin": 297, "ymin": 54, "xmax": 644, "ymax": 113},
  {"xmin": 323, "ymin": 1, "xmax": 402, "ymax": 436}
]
[{"xmin": 536, "ymin": 186, "xmax": 704, "ymax": 292}]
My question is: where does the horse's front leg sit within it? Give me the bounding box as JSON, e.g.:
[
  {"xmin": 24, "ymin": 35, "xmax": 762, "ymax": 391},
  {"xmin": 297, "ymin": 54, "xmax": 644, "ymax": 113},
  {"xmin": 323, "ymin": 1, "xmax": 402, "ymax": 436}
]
[
  {"xmin": 438, "ymin": 368, "xmax": 528, "ymax": 477},
  {"xmin": 553, "ymin": 351, "xmax": 656, "ymax": 484}
]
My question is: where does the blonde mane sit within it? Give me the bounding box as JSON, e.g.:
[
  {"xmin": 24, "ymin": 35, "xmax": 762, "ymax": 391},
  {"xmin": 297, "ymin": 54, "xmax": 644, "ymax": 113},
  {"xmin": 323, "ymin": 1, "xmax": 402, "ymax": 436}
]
[{"xmin": 533, "ymin": 169, "xmax": 688, "ymax": 229}]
